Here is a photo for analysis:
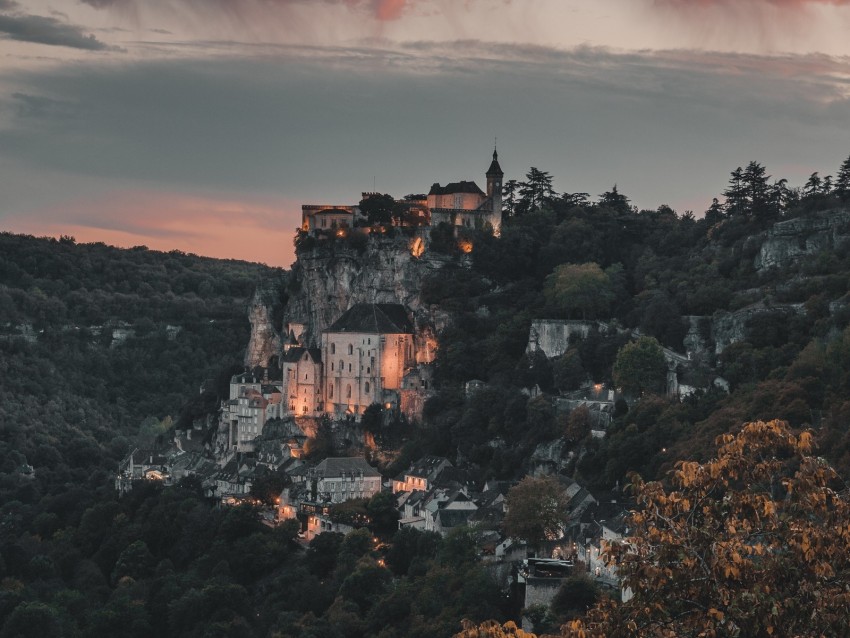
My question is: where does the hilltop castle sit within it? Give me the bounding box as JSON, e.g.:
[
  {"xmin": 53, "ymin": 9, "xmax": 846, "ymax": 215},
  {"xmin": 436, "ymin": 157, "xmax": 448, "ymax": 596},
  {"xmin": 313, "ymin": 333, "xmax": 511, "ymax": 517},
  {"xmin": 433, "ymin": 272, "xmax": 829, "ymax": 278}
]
[{"xmin": 300, "ymin": 148, "xmax": 504, "ymax": 235}]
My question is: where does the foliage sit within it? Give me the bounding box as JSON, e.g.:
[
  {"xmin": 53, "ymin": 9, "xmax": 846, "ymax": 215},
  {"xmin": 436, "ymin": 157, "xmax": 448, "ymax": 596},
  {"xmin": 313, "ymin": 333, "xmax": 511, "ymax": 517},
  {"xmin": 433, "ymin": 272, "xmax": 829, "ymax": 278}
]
[
  {"xmin": 503, "ymin": 476, "xmax": 570, "ymax": 550},
  {"xmin": 566, "ymin": 420, "xmax": 850, "ymax": 638},
  {"xmin": 544, "ymin": 263, "xmax": 615, "ymax": 319},
  {"xmin": 612, "ymin": 336, "xmax": 667, "ymax": 396}
]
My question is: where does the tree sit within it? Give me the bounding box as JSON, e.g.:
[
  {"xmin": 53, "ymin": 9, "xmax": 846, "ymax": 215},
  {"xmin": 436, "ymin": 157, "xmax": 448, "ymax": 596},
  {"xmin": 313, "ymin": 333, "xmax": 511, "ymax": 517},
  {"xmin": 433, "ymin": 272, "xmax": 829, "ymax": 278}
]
[
  {"xmin": 722, "ymin": 166, "xmax": 748, "ymax": 217},
  {"xmin": 359, "ymin": 193, "xmax": 402, "ymax": 226},
  {"xmin": 597, "ymin": 185, "xmax": 631, "ymax": 215},
  {"xmin": 561, "ymin": 420, "xmax": 850, "ymax": 638},
  {"xmin": 503, "ymin": 476, "xmax": 570, "ymax": 552},
  {"xmin": 804, "ymin": 171, "xmax": 822, "ymax": 198},
  {"xmin": 544, "ymin": 263, "xmax": 615, "ymax": 320},
  {"xmin": 502, "ymin": 179, "xmax": 521, "ymax": 218},
  {"xmin": 612, "ymin": 336, "xmax": 667, "ymax": 396},
  {"xmin": 835, "ymin": 154, "xmax": 850, "ymax": 202},
  {"xmin": 518, "ymin": 167, "xmax": 556, "ymax": 215}
]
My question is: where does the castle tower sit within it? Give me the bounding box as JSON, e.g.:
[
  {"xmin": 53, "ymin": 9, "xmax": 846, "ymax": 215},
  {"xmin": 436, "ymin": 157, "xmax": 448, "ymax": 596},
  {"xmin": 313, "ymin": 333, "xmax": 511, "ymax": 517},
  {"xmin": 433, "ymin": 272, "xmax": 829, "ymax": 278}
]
[{"xmin": 486, "ymin": 147, "xmax": 504, "ymax": 235}]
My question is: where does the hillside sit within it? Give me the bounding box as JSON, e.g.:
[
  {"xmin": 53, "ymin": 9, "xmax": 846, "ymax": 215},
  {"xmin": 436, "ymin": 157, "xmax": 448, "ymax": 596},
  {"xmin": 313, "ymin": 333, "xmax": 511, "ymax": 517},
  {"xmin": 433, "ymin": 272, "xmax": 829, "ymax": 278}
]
[
  {"xmin": 4, "ymin": 156, "xmax": 850, "ymax": 637},
  {"xmin": 0, "ymin": 233, "xmax": 284, "ymax": 494}
]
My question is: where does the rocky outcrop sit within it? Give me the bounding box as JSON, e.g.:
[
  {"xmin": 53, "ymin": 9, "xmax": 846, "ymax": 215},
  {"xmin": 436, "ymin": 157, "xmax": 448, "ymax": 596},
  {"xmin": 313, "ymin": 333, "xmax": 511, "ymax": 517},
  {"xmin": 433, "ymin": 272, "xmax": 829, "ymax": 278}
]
[
  {"xmin": 244, "ymin": 280, "xmax": 285, "ymax": 368},
  {"xmin": 711, "ymin": 303, "xmax": 805, "ymax": 354},
  {"xmin": 755, "ymin": 209, "xmax": 850, "ymax": 271},
  {"xmin": 525, "ymin": 320, "xmax": 612, "ymax": 359},
  {"xmin": 283, "ymin": 235, "xmax": 454, "ymax": 354}
]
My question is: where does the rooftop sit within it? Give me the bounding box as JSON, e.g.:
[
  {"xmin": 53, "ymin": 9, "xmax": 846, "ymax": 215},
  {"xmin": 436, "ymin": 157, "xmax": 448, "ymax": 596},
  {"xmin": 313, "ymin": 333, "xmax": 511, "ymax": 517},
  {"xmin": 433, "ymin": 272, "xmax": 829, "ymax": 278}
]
[{"xmin": 326, "ymin": 303, "xmax": 413, "ymax": 335}]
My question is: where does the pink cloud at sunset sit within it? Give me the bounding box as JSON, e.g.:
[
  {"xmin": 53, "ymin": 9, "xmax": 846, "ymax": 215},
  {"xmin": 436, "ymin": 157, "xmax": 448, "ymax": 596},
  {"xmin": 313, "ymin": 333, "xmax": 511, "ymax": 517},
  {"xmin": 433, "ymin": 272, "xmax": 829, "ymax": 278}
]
[{"xmin": 3, "ymin": 191, "xmax": 300, "ymax": 268}]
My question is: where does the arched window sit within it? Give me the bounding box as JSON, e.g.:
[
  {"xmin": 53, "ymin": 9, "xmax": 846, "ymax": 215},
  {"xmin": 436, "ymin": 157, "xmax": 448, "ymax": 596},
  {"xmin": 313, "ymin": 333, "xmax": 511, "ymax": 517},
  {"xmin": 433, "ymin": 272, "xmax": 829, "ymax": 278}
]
[
  {"xmin": 364, "ymin": 382, "xmax": 370, "ymax": 393},
  {"xmin": 331, "ymin": 343, "xmax": 336, "ymax": 354},
  {"xmin": 348, "ymin": 344, "xmax": 353, "ymax": 355},
  {"xmin": 346, "ymin": 384, "xmax": 352, "ymax": 398},
  {"xmin": 329, "ymin": 383, "xmax": 334, "ymax": 398},
  {"xmin": 339, "ymin": 359, "xmax": 344, "ymax": 372}
]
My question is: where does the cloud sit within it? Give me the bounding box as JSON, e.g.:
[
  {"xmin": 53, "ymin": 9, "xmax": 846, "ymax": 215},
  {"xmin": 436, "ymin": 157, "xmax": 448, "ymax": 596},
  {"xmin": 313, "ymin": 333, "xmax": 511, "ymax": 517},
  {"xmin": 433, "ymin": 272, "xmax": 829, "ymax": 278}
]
[
  {"xmin": 655, "ymin": 0, "xmax": 850, "ymax": 7},
  {"xmin": 78, "ymin": 0, "xmax": 419, "ymax": 21},
  {"xmin": 0, "ymin": 12, "xmax": 113, "ymax": 50},
  {"xmin": 2, "ymin": 40, "xmax": 850, "ymax": 252},
  {"xmin": 11, "ymin": 92, "xmax": 78, "ymax": 119},
  {"xmin": 0, "ymin": 0, "xmax": 19, "ymax": 10}
]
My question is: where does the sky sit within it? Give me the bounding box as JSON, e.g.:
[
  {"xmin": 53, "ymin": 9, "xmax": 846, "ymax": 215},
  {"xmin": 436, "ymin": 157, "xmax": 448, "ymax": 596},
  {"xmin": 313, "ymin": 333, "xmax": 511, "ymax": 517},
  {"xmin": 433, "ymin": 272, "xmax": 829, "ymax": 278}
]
[{"xmin": 2, "ymin": 0, "xmax": 850, "ymax": 267}]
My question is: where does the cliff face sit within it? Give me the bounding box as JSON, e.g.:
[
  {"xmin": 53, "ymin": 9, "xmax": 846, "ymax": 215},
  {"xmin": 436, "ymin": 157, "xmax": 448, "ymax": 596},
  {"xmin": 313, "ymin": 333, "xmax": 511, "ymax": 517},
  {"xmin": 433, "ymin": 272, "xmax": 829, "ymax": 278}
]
[
  {"xmin": 711, "ymin": 303, "xmax": 805, "ymax": 354},
  {"xmin": 755, "ymin": 209, "xmax": 850, "ymax": 271},
  {"xmin": 283, "ymin": 236, "xmax": 453, "ymax": 355},
  {"xmin": 244, "ymin": 276, "xmax": 287, "ymax": 368}
]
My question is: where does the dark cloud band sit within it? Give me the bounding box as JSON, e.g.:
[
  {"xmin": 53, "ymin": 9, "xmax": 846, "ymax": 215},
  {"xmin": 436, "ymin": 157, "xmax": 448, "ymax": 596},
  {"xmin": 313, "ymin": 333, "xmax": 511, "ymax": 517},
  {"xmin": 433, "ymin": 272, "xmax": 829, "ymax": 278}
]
[{"xmin": 0, "ymin": 13, "xmax": 112, "ymax": 50}]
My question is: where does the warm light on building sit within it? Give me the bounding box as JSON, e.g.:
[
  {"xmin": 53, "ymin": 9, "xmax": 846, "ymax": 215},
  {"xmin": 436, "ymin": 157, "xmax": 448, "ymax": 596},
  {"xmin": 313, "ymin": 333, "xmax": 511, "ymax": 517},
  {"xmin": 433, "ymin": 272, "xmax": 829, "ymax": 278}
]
[
  {"xmin": 458, "ymin": 239, "xmax": 473, "ymax": 254},
  {"xmin": 410, "ymin": 237, "xmax": 425, "ymax": 258}
]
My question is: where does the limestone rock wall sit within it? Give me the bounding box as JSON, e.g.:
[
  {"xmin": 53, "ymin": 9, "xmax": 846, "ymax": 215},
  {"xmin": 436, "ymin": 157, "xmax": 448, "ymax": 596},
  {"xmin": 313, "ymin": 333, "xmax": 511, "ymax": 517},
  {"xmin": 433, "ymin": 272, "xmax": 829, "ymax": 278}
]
[
  {"xmin": 526, "ymin": 320, "xmax": 612, "ymax": 359},
  {"xmin": 244, "ymin": 280, "xmax": 286, "ymax": 368},
  {"xmin": 711, "ymin": 303, "xmax": 805, "ymax": 354},
  {"xmin": 755, "ymin": 209, "xmax": 850, "ymax": 271},
  {"xmin": 283, "ymin": 236, "xmax": 453, "ymax": 354}
]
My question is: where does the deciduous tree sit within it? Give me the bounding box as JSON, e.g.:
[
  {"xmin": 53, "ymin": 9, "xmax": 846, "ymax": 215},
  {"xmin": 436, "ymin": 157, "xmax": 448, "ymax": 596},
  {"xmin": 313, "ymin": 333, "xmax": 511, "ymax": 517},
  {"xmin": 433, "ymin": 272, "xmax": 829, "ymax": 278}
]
[
  {"xmin": 544, "ymin": 263, "xmax": 615, "ymax": 320},
  {"xmin": 563, "ymin": 420, "xmax": 850, "ymax": 638},
  {"xmin": 612, "ymin": 336, "xmax": 667, "ymax": 396},
  {"xmin": 503, "ymin": 476, "xmax": 570, "ymax": 552}
]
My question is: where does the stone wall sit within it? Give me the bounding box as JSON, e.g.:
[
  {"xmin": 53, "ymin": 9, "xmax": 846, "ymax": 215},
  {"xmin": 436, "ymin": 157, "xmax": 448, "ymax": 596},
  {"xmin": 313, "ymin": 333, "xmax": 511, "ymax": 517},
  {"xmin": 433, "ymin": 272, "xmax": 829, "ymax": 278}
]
[
  {"xmin": 283, "ymin": 235, "xmax": 454, "ymax": 352},
  {"xmin": 526, "ymin": 320, "xmax": 612, "ymax": 359}
]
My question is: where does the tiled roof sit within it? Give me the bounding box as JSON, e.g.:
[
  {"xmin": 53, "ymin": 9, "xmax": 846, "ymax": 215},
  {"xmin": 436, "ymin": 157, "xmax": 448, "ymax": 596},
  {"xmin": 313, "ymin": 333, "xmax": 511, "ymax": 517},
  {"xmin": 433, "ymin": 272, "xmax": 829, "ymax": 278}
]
[
  {"xmin": 282, "ymin": 347, "xmax": 322, "ymax": 363},
  {"xmin": 486, "ymin": 149, "xmax": 503, "ymax": 177},
  {"xmin": 406, "ymin": 455, "xmax": 452, "ymax": 480},
  {"xmin": 313, "ymin": 456, "xmax": 382, "ymax": 479},
  {"xmin": 325, "ymin": 303, "xmax": 413, "ymax": 335},
  {"xmin": 428, "ymin": 180, "xmax": 485, "ymax": 196}
]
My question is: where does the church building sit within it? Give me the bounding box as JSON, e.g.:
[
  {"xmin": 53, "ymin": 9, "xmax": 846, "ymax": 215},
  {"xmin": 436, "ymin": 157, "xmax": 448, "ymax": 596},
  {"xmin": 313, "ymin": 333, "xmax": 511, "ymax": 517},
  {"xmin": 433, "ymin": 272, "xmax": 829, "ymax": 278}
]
[{"xmin": 428, "ymin": 148, "xmax": 503, "ymax": 234}]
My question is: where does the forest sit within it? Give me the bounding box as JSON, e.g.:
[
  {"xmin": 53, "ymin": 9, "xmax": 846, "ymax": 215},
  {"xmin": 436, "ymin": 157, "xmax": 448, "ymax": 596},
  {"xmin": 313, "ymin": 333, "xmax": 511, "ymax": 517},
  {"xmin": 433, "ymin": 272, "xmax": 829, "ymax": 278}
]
[{"xmin": 3, "ymin": 153, "xmax": 850, "ymax": 637}]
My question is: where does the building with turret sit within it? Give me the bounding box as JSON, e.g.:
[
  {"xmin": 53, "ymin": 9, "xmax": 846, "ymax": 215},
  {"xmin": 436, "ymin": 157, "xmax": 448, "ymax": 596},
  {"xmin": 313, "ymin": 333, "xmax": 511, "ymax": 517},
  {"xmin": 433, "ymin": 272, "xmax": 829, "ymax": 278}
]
[
  {"xmin": 300, "ymin": 148, "xmax": 504, "ymax": 235},
  {"xmin": 428, "ymin": 148, "xmax": 503, "ymax": 234}
]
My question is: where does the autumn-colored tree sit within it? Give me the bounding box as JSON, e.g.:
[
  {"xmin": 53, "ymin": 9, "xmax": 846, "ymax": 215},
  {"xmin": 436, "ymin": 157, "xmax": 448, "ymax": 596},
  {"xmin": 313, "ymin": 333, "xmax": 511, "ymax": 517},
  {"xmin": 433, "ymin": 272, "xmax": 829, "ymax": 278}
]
[
  {"xmin": 455, "ymin": 619, "xmax": 537, "ymax": 638},
  {"xmin": 558, "ymin": 420, "xmax": 850, "ymax": 638},
  {"xmin": 504, "ymin": 476, "xmax": 570, "ymax": 552},
  {"xmin": 612, "ymin": 336, "xmax": 667, "ymax": 396}
]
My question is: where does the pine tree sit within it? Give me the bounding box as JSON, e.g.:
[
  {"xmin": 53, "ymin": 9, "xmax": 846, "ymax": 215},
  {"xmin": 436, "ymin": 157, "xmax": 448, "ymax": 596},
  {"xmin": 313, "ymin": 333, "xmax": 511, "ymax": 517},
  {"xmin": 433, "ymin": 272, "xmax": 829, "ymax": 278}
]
[
  {"xmin": 836, "ymin": 154, "xmax": 850, "ymax": 202},
  {"xmin": 722, "ymin": 166, "xmax": 747, "ymax": 217}
]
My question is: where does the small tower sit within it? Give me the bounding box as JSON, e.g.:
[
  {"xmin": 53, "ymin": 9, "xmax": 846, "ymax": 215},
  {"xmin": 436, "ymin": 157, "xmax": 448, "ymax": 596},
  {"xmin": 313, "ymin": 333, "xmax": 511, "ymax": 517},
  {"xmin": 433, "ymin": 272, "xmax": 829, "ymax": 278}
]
[{"xmin": 486, "ymin": 146, "xmax": 504, "ymax": 235}]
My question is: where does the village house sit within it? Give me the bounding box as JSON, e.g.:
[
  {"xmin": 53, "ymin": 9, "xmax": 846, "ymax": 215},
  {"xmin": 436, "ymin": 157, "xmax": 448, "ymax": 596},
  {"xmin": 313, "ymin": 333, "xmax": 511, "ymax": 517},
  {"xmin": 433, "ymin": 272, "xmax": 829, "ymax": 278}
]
[
  {"xmin": 281, "ymin": 346, "xmax": 323, "ymax": 416},
  {"xmin": 223, "ymin": 371, "xmax": 284, "ymax": 451},
  {"xmin": 290, "ymin": 456, "xmax": 383, "ymax": 504}
]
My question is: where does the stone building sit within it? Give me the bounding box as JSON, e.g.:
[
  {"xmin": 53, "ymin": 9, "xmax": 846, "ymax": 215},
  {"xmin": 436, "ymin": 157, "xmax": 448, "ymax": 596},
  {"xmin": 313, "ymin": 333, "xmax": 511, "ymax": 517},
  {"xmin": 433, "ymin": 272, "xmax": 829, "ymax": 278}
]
[
  {"xmin": 299, "ymin": 148, "xmax": 504, "ymax": 237},
  {"xmin": 321, "ymin": 303, "xmax": 415, "ymax": 417},
  {"xmin": 281, "ymin": 346, "xmax": 323, "ymax": 416},
  {"xmin": 301, "ymin": 204, "xmax": 357, "ymax": 233},
  {"xmin": 225, "ymin": 371, "xmax": 283, "ymax": 451},
  {"xmin": 427, "ymin": 148, "xmax": 503, "ymax": 234},
  {"xmin": 282, "ymin": 303, "xmax": 414, "ymax": 418}
]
